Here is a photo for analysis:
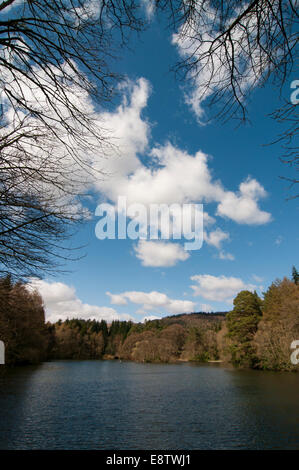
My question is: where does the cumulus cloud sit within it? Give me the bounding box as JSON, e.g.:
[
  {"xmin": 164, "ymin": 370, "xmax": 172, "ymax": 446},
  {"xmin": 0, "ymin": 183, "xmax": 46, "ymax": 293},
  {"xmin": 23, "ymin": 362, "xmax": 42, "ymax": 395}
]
[
  {"xmin": 82, "ymin": 79, "xmax": 270, "ymax": 255},
  {"xmin": 204, "ymin": 228, "xmax": 234, "ymax": 259},
  {"xmin": 204, "ymin": 228, "xmax": 229, "ymax": 249},
  {"xmin": 134, "ymin": 240, "xmax": 190, "ymax": 267},
  {"xmin": 96, "ymin": 141, "xmax": 219, "ymax": 208},
  {"xmin": 190, "ymin": 274, "xmax": 256, "ymax": 303},
  {"xmin": 29, "ymin": 279, "xmax": 133, "ymax": 323},
  {"xmin": 106, "ymin": 290, "xmax": 196, "ymax": 315},
  {"xmin": 92, "ymin": 83, "xmax": 271, "ymax": 227},
  {"xmin": 216, "ymin": 178, "xmax": 271, "ymax": 225},
  {"xmin": 94, "ymin": 78, "xmax": 151, "ymax": 198},
  {"xmin": 8, "ymin": 66, "xmax": 271, "ymax": 265},
  {"xmin": 119, "ymin": 144, "xmax": 224, "ymax": 207},
  {"xmin": 95, "ymin": 138, "xmax": 271, "ymax": 236}
]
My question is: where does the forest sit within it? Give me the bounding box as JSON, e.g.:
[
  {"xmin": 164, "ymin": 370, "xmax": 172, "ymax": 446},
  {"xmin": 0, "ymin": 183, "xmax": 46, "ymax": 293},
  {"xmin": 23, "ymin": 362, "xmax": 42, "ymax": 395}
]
[{"xmin": 0, "ymin": 269, "xmax": 298, "ymax": 371}]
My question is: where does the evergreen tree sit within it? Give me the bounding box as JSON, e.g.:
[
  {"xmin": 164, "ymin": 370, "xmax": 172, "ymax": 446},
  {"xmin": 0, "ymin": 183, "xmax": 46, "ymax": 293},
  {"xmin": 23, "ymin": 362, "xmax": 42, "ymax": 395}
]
[
  {"xmin": 226, "ymin": 290, "xmax": 262, "ymax": 367},
  {"xmin": 292, "ymin": 266, "xmax": 299, "ymax": 285}
]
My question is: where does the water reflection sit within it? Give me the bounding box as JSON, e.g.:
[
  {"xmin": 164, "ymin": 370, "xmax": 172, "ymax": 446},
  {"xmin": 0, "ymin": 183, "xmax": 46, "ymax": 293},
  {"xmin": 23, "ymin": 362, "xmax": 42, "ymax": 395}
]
[{"xmin": 0, "ymin": 361, "xmax": 298, "ymax": 449}]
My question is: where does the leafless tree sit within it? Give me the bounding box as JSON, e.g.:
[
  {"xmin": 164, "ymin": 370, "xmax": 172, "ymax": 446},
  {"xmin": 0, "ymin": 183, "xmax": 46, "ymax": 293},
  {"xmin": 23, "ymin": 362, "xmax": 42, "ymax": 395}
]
[
  {"xmin": 1, "ymin": 1, "xmax": 298, "ymax": 279},
  {"xmin": 167, "ymin": 0, "xmax": 298, "ymax": 119},
  {"xmin": 271, "ymin": 100, "xmax": 298, "ymax": 198},
  {"xmin": 0, "ymin": 0, "xmax": 145, "ymax": 278},
  {"xmin": 158, "ymin": 0, "xmax": 298, "ymax": 191},
  {"xmin": 0, "ymin": 114, "xmax": 88, "ymax": 278}
]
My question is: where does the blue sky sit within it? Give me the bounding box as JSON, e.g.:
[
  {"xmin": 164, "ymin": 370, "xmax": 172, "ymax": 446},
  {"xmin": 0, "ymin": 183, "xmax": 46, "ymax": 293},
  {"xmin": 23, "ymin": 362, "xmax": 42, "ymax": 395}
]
[{"xmin": 29, "ymin": 8, "xmax": 298, "ymax": 323}]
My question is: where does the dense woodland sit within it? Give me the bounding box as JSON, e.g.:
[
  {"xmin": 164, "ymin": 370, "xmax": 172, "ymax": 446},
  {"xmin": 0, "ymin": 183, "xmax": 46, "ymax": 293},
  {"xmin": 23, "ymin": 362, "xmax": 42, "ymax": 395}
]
[{"xmin": 0, "ymin": 270, "xmax": 298, "ymax": 371}]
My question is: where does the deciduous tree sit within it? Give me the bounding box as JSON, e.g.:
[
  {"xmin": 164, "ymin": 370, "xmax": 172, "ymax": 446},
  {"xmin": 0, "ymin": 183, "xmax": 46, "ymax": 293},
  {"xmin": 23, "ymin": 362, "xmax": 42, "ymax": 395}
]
[{"xmin": 0, "ymin": 0, "xmax": 145, "ymax": 277}]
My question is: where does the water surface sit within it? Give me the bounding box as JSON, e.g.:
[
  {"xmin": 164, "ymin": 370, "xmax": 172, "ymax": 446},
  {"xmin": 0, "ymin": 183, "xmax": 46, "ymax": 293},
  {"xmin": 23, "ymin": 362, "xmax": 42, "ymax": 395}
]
[{"xmin": 0, "ymin": 360, "xmax": 298, "ymax": 449}]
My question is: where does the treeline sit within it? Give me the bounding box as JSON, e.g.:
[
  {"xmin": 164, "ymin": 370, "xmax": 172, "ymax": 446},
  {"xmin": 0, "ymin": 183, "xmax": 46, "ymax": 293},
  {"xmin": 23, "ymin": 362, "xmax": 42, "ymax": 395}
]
[
  {"xmin": 50, "ymin": 318, "xmax": 133, "ymax": 360},
  {"xmin": 46, "ymin": 314, "xmax": 223, "ymax": 364},
  {"xmin": 0, "ymin": 270, "xmax": 298, "ymax": 370}
]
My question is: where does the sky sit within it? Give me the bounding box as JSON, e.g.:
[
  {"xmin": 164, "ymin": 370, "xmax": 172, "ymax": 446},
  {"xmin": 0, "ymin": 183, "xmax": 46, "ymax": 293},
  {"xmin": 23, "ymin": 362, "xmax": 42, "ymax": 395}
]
[{"xmin": 9, "ymin": 2, "xmax": 298, "ymax": 324}]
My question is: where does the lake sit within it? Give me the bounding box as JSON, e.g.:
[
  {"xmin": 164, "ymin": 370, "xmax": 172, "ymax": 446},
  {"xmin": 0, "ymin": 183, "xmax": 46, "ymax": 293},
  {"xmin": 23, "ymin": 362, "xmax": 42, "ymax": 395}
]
[{"xmin": 0, "ymin": 360, "xmax": 298, "ymax": 449}]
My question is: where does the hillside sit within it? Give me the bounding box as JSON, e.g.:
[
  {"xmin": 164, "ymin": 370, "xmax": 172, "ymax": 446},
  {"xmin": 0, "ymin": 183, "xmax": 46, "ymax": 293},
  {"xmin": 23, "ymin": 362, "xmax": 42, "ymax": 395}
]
[{"xmin": 1, "ymin": 274, "xmax": 298, "ymax": 371}]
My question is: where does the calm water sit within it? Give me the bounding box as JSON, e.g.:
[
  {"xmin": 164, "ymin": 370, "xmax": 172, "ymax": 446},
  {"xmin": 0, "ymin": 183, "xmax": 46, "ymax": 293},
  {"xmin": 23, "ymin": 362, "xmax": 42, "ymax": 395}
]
[{"xmin": 0, "ymin": 360, "xmax": 298, "ymax": 449}]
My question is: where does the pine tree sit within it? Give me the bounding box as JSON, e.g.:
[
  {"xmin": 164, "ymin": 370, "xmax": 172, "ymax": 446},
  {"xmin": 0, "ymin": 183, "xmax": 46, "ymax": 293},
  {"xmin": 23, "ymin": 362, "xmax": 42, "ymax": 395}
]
[{"xmin": 292, "ymin": 266, "xmax": 299, "ymax": 285}]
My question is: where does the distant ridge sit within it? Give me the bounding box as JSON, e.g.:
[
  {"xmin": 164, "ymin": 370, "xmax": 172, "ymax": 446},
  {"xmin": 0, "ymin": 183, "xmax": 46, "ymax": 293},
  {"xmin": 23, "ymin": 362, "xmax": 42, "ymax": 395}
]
[{"xmin": 159, "ymin": 311, "xmax": 228, "ymax": 322}]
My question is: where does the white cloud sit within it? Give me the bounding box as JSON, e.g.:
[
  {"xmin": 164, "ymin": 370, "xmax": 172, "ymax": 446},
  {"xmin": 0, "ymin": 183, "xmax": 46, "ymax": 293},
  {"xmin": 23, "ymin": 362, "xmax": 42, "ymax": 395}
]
[
  {"xmin": 107, "ymin": 290, "xmax": 196, "ymax": 315},
  {"xmin": 3, "ymin": 65, "xmax": 271, "ymax": 264},
  {"xmin": 239, "ymin": 178, "xmax": 267, "ymax": 199},
  {"xmin": 100, "ymin": 143, "xmax": 221, "ymax": 207},
  {"xmin": 216, "ymin": 178, "xmax": 271, "ymax": 225},
  {"xmin": 190, "ymin": 274, "xmax": 256, "ymax": 303},
  {"xmin": 29, "ymin": 279, "xmax": 133, "ymax": 323},
  {"xmin": 141, "ymin": 0, "xmax": 155, "ymax": 20},
  {"xmin": 73, "ymin": 0, "xmax": 102, "ymax": 23},
  {"xmin": 218, "ymin": 251, "xmax": 235, "ymax": 261},
  {"xmin": 134, "ymin": 240, "xmax": 190, "ymax": 267},
  {"xmin": 106, "ymin": 292, "xmax": 128, "ymax": 305},
  {"xmin": 95, "ymin": 127, "xmax": 270, "ymax": 231},
  {"xmin": 204, "ymin": 228, "xmax": 229, "ymax": 249},
  {"xmin": 203, "ymin": 212, "xmax": 216, "ymax": 226},
  {"xmin": 16, "ymin": 73, "xmax": 268, "ymax": 238},
  {"xmin": 90, "ymin": 83, "xmax": 271, "ymax": 227},
  {"xmin": 172, "ymin": 2, "xmax": 267, "ymax": 122},
  {"xmin": 0, "ymin": 60, "xmax": 115, "ymax": 221},
  {"xmin": 142, "ymin": 315, "xmax": 161, "ymax": 323},
  {"xmin": 2, "ymin": 71, "xmax": 151, "ymax": 220},
  {"xmin": 94, "ymin": 78, "xmax": 151, "ymax": 198}
]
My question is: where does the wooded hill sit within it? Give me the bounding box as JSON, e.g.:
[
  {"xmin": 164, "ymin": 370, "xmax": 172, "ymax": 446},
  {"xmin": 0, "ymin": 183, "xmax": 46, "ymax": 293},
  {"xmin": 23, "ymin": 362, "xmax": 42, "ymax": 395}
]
[{"xmin": 0, "ymin": 272, "xmax": 298, "ymax": 371}]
